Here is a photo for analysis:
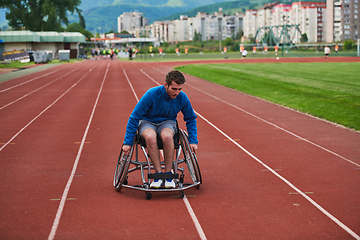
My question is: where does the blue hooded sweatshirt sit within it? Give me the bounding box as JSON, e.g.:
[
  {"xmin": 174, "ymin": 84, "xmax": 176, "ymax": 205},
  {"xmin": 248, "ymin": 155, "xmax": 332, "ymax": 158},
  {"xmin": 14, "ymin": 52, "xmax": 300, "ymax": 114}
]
[{"xmin": 123, "ymin": 85, "xmax": 198, "ymax": 146}]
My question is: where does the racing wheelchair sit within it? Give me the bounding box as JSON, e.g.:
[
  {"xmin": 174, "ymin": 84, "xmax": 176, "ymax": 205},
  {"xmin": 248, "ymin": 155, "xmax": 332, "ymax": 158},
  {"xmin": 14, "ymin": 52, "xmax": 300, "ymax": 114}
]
[{"xmin": 113, "ymin": 126, "xmax": 201, "ymax": 200}]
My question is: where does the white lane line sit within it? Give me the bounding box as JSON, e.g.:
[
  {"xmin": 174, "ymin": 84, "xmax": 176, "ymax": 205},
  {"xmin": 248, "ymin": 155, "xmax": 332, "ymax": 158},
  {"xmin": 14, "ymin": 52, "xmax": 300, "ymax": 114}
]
[
  {"xmin": 183, "ymin": 196, "xmax": 207, "ymax": 240},
  {"xmin": 123, "ymin": 69, "xmax": 139, "ymax": 102},
  {"xmin": 187, "ymin": 83, "xmax": 360, "ymax": 168},
  {"xmin": 0, "ymin": 67, "xmax": 79, "ymax": 110},
  {"xmin": 0, "ymin": 67, "xmax": 94, "ymax": 153},
  {"xmin": 142, "ymin": 68, "xmax": 360, "ymax": 240},
  {"xmin": 195, "ymin": 110, "xmax": 360, "ymax": 240},
  {"xmin": 48, "ymin": 64, "xmax": 109, "ymax": 240},
  {"xmin": 154, "ymin": 67, "xmax": 360, "ymax": 168},
  {"xmin": 0, "ymin": 69, "xmax": 59, "ymax": 92},
  {"xmin": 135, "ymin": 69, "xmax": 207, "ymax": 240}
]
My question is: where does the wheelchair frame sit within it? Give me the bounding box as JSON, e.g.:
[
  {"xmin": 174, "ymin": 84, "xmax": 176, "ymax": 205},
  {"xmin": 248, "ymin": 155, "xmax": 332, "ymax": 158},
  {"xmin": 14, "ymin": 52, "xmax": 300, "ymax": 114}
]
[{"xmin": 113, "ymin": 128, "xmax": 201, "ymax": 200}]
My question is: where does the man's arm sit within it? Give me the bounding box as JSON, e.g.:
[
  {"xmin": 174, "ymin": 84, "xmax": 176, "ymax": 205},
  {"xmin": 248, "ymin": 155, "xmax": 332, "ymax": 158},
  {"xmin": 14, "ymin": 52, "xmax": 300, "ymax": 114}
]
[
  {"xmin": 123, "ymin": 91, "xmax": 153, "ymax": 146},
  {"xmin": 122, "ymin": 145, "xmax": 132, "ymax": 155},
  {"xmin": 181, "ymin": 95, "xmax": 198, "ymax": 145},
  {"xmin": 190, "ymin": 144, "xmax": 198, "ymax": 154}
]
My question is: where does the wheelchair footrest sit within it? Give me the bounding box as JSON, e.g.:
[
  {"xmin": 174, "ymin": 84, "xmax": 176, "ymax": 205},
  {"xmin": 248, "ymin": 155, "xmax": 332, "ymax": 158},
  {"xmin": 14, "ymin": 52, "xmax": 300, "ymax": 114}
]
[{"xmin": 148, "ymin": 173, "xmax": 179, "ymax": 180}]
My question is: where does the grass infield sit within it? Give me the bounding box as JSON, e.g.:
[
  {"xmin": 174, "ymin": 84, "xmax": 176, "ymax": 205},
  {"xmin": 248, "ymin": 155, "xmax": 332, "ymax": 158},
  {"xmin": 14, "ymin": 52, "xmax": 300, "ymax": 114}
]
[{"xmin": 176, "ymin": 62, "xmax": 360, "ymax": 131}]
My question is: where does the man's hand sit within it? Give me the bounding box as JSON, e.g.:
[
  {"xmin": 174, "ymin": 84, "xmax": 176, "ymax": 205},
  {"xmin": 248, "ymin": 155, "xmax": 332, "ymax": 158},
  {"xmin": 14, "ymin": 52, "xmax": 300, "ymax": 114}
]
[
  {"xmin": 122, "ymin": 145, "xmax": 132, "ymax": 155},
  {"xmin": 190, "ymin": 144, "xmax": 198, "ymax": 154}
]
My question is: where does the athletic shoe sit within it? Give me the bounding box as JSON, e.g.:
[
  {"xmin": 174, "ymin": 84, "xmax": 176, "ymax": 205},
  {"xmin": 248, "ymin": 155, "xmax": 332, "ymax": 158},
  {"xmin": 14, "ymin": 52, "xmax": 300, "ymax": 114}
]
[
  {"xmin": 164, "ymin": 171, "xmax": 176, "ymax": 188},
  {"xmin": 150, "ymin": 179, "xmax": 163, "ymax": 188},
  {"xmin": 165, "ymin": 179, "xmax": 176, "ymax": 188}
]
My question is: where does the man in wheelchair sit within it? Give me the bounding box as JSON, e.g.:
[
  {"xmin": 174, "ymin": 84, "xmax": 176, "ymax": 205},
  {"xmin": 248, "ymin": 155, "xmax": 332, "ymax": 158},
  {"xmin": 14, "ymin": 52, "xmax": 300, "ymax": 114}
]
[{"xmin": 122, "ymin": 70, "xmax": 198, "ymax": 188}]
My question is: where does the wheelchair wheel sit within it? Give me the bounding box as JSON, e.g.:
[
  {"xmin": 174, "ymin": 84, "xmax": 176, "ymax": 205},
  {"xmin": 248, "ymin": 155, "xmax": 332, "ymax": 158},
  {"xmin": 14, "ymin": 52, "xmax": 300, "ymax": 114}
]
[
  {"xmin": 179, "ymin": 130, "xmax": 202, "ymax": 185},
  {"xmin": 113, "ymin": 147, "xmax": 132, "ymax": 192}
]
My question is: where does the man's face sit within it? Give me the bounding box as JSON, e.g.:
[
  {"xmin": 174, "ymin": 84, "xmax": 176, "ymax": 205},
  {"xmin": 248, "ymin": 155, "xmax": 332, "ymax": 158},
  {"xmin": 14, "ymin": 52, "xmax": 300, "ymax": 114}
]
[{"xmin": 165, "ymin": 81, "xmax": 183, "ymax": 99}]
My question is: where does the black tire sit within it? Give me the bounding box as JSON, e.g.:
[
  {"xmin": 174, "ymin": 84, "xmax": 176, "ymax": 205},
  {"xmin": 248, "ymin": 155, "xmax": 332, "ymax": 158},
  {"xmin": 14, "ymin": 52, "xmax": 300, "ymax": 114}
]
[
  {"xmin": 180, "ymin": 130, "xmax": 202, "ymax": 185},
  {"xmin": 180, "ymin": 191, "xmax": 185, "ymax": 199},
  {"xmin": 113, "ymin": 147, "xmax": 132, "ymax": 192},
  {"xmin": 146, "ymin": 192, "xmax": 152, "ymax": 200}
]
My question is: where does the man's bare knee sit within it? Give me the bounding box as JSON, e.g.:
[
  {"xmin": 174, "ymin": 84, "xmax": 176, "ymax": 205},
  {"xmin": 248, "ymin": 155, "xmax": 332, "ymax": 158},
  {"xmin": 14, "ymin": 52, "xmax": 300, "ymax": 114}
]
[
  {"xmin": 161, "ymin": 128, "xmax": 174, "ymax": 143},
  {"xmin": 142, "ymin": 129, "xmax": 157, "ymax": 146}
]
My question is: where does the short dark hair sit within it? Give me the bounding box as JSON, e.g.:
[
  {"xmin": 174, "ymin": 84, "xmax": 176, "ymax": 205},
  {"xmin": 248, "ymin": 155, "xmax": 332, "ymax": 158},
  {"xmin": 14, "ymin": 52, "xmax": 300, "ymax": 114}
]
[{"xmin": 165, "ymin": 70, "xmax": 186, "ymax": 85}]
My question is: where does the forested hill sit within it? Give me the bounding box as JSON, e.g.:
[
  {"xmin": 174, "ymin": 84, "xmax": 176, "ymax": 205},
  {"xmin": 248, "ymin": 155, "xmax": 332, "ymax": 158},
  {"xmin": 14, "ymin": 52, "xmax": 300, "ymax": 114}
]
[
  {"xmin": 155, "ymin": 0, "xmax": 251, "ymax": 22},
  {"xmin": 70, "ymin": 0, "xmax": 245, "ymax": 33}
]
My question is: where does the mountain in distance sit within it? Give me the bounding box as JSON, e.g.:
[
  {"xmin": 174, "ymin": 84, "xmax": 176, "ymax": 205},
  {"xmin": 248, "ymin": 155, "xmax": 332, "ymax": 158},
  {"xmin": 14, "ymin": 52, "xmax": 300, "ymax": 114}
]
[
  {"xmin": 156, "ymin": 0, "xmax": 252, "ymax": 22},
  {"xmin": 79, "ymin": 0, "xmax": 237, "ymax": 11},
  {"xmin": 71, "ymin": 0, "xmax": 241, "ymax": 33},
  {"xmin": 75, "ymin": 0, "xmax": 325, "ymax": 33}
]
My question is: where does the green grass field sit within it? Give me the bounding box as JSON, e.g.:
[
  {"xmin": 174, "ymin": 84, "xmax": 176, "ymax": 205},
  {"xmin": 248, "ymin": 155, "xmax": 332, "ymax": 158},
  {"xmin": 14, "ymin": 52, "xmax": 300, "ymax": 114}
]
[
  {"xmin": 0, "ymin": 59, "xmax": 82, "ymax": 69},
  {"xmin": 130, "ymin": 49, "xmax": 358, "ymax": 62},
  {"xmin": 175, "ymin": 62, "xmax": 360, "ymax": 131}
]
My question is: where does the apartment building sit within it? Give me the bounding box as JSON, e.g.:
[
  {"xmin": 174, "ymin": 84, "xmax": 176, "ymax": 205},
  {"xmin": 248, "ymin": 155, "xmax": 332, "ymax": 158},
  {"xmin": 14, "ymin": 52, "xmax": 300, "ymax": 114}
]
[
  {"xmin": 190, "ymin": 12, "xmax": 207, "ymax": 41},
  {"xmin": 326, "ymin": 0, "xmax": 360, "ymax": 42},
  {"xmin": 117, "ymin": 11, "xmax": 148, "ymax": 34},
  {"xmin": 291, "ymin": 2, "xmax": 326, "ymax": 43},
  {"xmin": 151, "ymin": 21, "xmax": 173, "ymax": 42},
  {"xmin": 341, "ymin": 0, "xmax": 359, "ymax": 40},
  {"xmin": 174, "ymin": 15, "xmax": 190, "ymax": 42},
  {"xmin": 244, "ymin": 10, "xmax": 258, "ymax": 38},
  {"xmin": 244, "ymin": 1, "xmax": 326, "ymax": 43},
  {"xmin": 117, "ymin": 8, "xmax": 244, "ymax": 44},
  {"xmin": 270, "ymin": 4, "xmax": 292, "ymax": 42}
]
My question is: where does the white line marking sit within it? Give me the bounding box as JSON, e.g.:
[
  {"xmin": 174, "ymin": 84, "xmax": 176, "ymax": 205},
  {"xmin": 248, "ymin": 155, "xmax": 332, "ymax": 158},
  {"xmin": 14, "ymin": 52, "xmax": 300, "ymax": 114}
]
[
  {"xmin": 126, "ymin": 69, "xmax": 207, "ymax": 240},
  {"xmin": 153, "ymin": 67, "xmax": 359, "ymax": 168},
  {"xmin": 187, "ymin": 83, "xmax": 360, "ymax": 168},
  {"xmin": 0, "ymin": 68, "xmax": 93, "ymax": 153},
  {"xmin": 183, "ymin": 196, "xmax": 207, "ymax": 240},
  {"xmin": 123, "ymin": 69, "xmax": 139, "ymax": 102},
  {"xmin": 48, "ymin": 65, "xmax": 108, "ymax": 240},
  {"xmin": 142, "ymin": 68, "xmax": 360, "ymax": 240},
  {"xmin": 0, "ymin": 68, "xmax": 79, "ymax": 110},
  {"xmin": 0, "ymin": 70, "xmax": 58, "ymax": 92},
  {"xmin": 195, "ymin": 111, "xmax": 360, "ymax": 240}
]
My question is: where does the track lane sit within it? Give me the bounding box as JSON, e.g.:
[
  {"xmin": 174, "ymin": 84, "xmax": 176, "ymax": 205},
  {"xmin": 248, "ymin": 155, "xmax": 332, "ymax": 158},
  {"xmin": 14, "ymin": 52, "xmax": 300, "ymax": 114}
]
[
  {"xmin": 139, "ymin": 62, "xmax": 360, "ymax": 239},
  {"xmin": 1, "ymin": 57, "xmax": 359, "ymax": 239},
  {"xmin": 0, "ymin": 60, "xmax": 105, "ymax": 239},
  {"xmin": 0, "ymin": 63, "xmax": 72, "ymax": 93},
  {"xmin": 45, "ymin": 60, "xmax": 203, "ymax": 239},
  {"xmin": 0, "ymin": 62, "xmax": 97, "ymax": 145}
]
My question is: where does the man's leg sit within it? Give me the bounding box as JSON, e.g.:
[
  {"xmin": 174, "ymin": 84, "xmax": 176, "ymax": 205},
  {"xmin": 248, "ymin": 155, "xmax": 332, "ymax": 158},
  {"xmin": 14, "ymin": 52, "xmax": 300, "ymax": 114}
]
[
  {"xmin": 141, "ymin": 128, "xmax": 161, "ymax": 173},
  {"xmin": 160, "ymin": 128, "xmax": 175, "ymax": 172},
  {"xmin": 161, "ymin": 127, "xmax": 176, "ymax": 188}
]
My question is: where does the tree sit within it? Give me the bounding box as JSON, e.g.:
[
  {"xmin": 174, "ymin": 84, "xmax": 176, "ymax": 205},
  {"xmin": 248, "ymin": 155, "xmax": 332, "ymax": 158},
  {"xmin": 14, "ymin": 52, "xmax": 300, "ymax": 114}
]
[
  {"xmin": 223, "ymin": 37, "xmax": 233, "ymax": 46},
  {"xmin": 66, "ymin": 23, "xmax": 93, "ymax": 40},
  {"xmin": 343, "ymin": 40, "xmax": 354, "ymax": 50},
  {"xmin": 0, "ymin": 0, "xmax": 83, "ymax": 31},
  {"xmin": 300, "ymin": 33, "xmax": 308, "ymax": 43},
  {"xmin": 235, "ymin": 28, "xmax": 244, "ymax": 40}
]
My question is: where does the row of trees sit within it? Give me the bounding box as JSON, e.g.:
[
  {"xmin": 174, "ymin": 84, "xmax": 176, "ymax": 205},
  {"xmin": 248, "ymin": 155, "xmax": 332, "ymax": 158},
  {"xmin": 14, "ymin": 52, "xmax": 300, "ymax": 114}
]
[{"xmin": 0, "ymin": 0, "xmax": 92, "ymax": 39}]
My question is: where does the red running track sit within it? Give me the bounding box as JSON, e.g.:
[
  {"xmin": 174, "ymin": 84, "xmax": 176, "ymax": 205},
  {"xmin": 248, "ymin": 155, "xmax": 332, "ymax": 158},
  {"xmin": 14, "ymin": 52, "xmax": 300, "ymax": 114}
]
[{"xmin": 0, "ymin": 57, "xmax": 359, "ymax": 240}]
